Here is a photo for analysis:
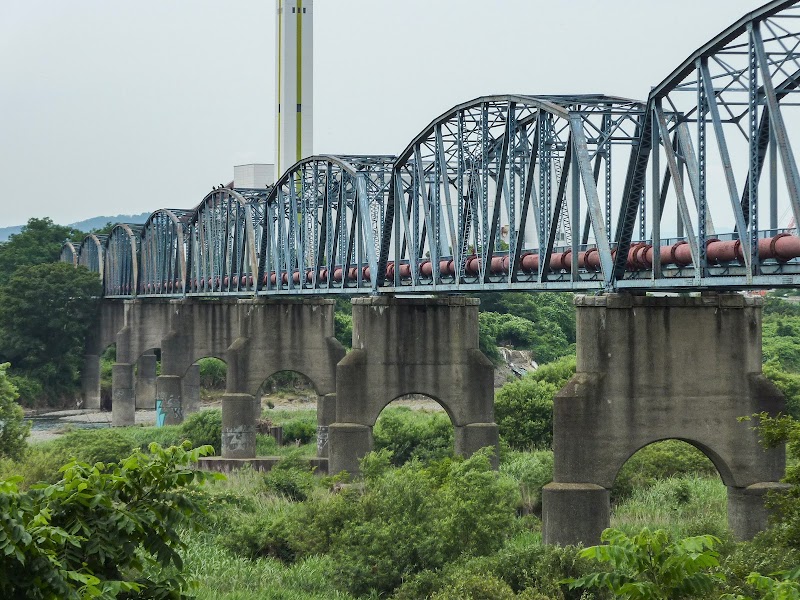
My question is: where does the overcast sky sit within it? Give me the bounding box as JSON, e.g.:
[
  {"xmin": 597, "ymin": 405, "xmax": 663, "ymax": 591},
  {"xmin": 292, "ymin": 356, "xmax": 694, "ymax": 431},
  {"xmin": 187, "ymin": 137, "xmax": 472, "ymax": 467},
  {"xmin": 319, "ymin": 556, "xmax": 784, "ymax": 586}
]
[{"xmin": 0, "ymin": 0, "xmax": 764, "ymax": 228}]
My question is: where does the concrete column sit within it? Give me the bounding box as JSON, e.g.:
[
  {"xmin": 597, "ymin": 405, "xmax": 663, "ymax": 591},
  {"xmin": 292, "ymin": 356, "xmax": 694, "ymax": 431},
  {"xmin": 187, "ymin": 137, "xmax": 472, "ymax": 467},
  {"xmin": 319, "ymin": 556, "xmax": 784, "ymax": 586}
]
[
  {"xmin": 222, "ymin": 393, "xmax": 257, "ymax": 458},
  {"xmin": 542, "ymin": 483, "xmax": 609, "ymax": 546},
  {"xmin": 317, "ymin": 393, "xmax": 337, "ymax": 458},
  {"xmin": 81, "ymin": 354, "xmax": 101, "ymax": 410},
  {"xmin": 182, "ymin": 364, "xmax": 201, "ymax": 416},
  {"xmin": 111, "ymin": 363, "xmax": 135, "ymax": 426},
  {"xmin": 328, "ymin": 423, "xmax": 372, "ymax": 475},
  {"xmin": 330, "ymin": 296, "xmax": 495, "ymax": 476},
  {"xmin": 135, "ymin": 351, "xmax": 158, "ymax": 410},
  {"xmin": 156, "ymin": 375, "xmax": 183, "ymax": 426},
  {"xmin": 728, "ymin": 483, "xmax": 791, "ymax": 541},
  {"xmin": 541, "ymin": 293, "xmax": 786, "ymax": 546},
  {"xmin": 454, "ymin": 423, "xmax": 500, "ymax": 467}
]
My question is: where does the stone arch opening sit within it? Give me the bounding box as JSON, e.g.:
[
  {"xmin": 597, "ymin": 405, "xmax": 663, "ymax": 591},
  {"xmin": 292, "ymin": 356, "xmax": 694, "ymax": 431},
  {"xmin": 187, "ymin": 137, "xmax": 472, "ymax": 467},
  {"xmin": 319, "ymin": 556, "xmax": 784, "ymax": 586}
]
[
  {"xmin": 372, "ymin": 393, "xmax": 454, "ymax": 466},
  {"xmin": 191, "ymin": 356, "xmax": 227, "ymax": 404},
  {"xmin": 132, "ymin": 347, "xmax": 160, "ymax": 411},
  {"xmin": 609, "ymin": 439, "xmax": 727, "ymax": 537},
  {"xmin": 256, "ymin": 369, "xmax": 321, "ymax": 455}
]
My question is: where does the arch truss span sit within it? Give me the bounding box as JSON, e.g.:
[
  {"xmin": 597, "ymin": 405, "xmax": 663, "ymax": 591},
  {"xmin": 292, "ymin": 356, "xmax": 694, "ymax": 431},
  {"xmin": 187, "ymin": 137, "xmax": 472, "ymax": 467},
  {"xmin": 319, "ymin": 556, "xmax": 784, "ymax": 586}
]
[
  {"xmin": 104, "ymin": 223, "xmax": 142, "ymax": 298},
  {"xmin": 259, "ymin": 155, "xmax": 396, "ymax": 294},
  {"xmin": 378, "ymin": 94, "xmax": 646, "ymax": 294},
  {"xmin": 77, "ymin": 233, "xmax": 108, "ymax": 280},
  {"xmin": 614, "ymin": 0, "xmax": 800, "ymax": 291},
  {"xmin": 186, "ymin": 189, "xmax": 262, "ymax": 296},
  {"xmin": 140, "ymin": 209, "xmax": 191, "ymax": 297},
  {"xmin": 60, "ymin": 240, "xmax": 78, "ymax": 267}
]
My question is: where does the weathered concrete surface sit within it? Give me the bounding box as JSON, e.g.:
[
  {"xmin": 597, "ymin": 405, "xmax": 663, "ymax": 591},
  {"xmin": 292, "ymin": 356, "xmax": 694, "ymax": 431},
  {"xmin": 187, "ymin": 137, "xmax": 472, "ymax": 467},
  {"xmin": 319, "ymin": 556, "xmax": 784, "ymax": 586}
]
[
  {"xmin": 105, "ymin": 297, "xmax": 343, "ymax": 439},
  {"xmin": 135, "ymin": 351, "xmax": 157, "ymax": 410},
  {"xmin": 226, "ymin": 298, "xmax": 344, "ymax": 397},
  {"xmin": 156, "ymin": 375, "xmax": 183, "ymax": 425},
  {"xmin": 197, "ymin": 456, "xmax": 329, "ymax": 474},
  {"xmin": 111, "ymin": 363, "xmax": 134, "ymax": 426},
  {"xmin": 329, "ymin": 296, "xmax": 497, "ymax": 475},
  {"xmin": 82, "ymin": 300, "xmax": 125, "ymax": 409},
  {"xmin": 542, "ymin": 293, "xmax": 786, "ymax": 545},
  {"xmin": 221, "ymin": 393, "xmax": 259, "ymax": 458},
  {"xmin": 223, "ymin": 299, "xmax": 345, "ymax": 458},
  {"xmin": 542, "ymin": 483, "xmax": 609, "ymax": 546},
  {"xmin": 728, "ymin": 482, "xmax": 791, "ymax": 541},
  {"xmin": 182, "ymin": 364, "xmax": 201, "ymax": 416},
  {"xmin": 317, "ymin": 393, "xmax": 337, "ymax": 458}
]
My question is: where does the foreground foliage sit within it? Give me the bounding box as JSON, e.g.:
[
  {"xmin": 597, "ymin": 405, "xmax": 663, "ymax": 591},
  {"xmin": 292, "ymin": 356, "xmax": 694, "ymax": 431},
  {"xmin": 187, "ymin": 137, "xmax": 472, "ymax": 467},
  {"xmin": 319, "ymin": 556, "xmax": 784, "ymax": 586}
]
[
  {"xmin": 567, "ymin": 527, "xmax": 724, "ymax": 599},
  {"xmin": 0, "ymin": 362, "xmax": 29, "ymax": 460},
  {"xmin": 0, "ymin": 442, "xmax": 220, "ymax": 599}
]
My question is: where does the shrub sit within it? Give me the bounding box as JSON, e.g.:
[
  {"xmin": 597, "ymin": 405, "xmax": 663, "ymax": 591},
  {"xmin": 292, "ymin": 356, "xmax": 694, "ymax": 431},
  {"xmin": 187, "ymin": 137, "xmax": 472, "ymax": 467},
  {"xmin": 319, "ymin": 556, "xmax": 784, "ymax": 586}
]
[
  {"xmin": 429, "ymin": 574, "xmax": 517, "ymax": 600},
  {"xmin": 0, "ymin": 363, "xmax": 29, "ymax": 461},
  {"xmin": 181, "ymin": 408, "xmax": 222, "ymax": 453},
  {"xmin": 500, "ymin": 450, "xmax": 554, "ymax": 514},
  {"xmin": 263, "ymin": 451, "xmax": 316, "ymax": 501},
  {"xmin": 495, "ymin": 377, "xmax": 558, "ymax": 450},
  {"xmin": 7, "ymin": 372, "xmax": 43, "ymax": 407},
  {"xmin": 198, "ymin": 357, "xmax": 227, "ymax": 389},
  {"xmin": 335, "ymin": 312, "xmax": 353, "ymax": 349},
  {"xmin": 764, "ymin": 361, "xmax": 800, "ymax": 419},
  {"xmin": 0, "ymin": 442, "xmax": 220, "ymax": 599},
  {"xmin": 331, "ymin": 448, "xmax": 519, "ymax": 596},
  {"xmin": 281, "ymin": 414, "xmax": 317, "ymax": 445},
  {"xmin": 50, "ymin": 428, "xmax": 135, "ymax": 465},
  {"xmin": 373, "ymin": 406, "xmax": 453, "ymax": 465},
  {"xmin": 565, "ymin": 527, "xmax": 724, "ymax": 599}
]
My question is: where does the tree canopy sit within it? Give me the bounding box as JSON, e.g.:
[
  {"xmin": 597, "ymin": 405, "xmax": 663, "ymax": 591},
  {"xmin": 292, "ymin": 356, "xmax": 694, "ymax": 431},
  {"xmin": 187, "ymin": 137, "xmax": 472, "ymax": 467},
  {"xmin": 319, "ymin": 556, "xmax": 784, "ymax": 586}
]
[
  {"xmin": 0, "ymin": 262, "xmax": 101, "ymax": 397},
  {"xmin": 0, "ymin": 218, "xmax": 83, "ymax": 285}
]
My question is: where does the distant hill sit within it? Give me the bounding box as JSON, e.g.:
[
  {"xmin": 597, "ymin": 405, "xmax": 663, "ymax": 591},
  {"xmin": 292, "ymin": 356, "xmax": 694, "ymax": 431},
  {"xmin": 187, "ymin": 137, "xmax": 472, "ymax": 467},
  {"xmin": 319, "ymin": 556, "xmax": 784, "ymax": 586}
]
[{"xmin": 0, "ymin": 212, "xmax": 152, "ymax": 242}]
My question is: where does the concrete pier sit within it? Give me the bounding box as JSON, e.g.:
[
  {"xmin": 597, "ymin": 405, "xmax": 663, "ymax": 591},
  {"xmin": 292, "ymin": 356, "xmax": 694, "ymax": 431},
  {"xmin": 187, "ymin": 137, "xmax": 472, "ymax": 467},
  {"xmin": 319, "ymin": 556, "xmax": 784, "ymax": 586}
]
[
  {"xmin": 328, "ymin": 296, "xmax": 498, "ymax": 475},
  {"xmin": 542, "ymin": 293, "xmax": 787, "ymax": 545}
]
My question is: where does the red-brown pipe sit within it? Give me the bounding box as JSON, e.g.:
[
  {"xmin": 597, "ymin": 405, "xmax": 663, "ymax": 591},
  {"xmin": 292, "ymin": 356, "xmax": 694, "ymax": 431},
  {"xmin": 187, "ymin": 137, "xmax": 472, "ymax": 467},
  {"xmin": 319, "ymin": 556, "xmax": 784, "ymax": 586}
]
[{"xmin": 521, "ymin": 253, "xmax": 539, "ymax": 272}]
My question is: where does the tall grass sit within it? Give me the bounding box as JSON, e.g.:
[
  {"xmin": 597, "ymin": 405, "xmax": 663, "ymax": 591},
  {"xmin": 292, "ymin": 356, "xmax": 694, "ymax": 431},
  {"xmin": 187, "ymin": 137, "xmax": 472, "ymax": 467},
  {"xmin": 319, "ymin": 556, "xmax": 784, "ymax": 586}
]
[
  {"xmin": 177, "ymin": 531, "xmax": 355, "ymax": 600},
  {"xmin": 612, "ymin": 475, "xmax": 728, "ymax": 540}
]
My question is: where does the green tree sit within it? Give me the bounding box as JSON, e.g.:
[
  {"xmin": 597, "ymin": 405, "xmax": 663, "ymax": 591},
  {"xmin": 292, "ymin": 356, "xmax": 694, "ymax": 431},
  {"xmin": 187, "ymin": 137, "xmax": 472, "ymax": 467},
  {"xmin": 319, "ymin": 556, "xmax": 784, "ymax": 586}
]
[
  {"xmin": 0, "ymin": 442, "xmax": 220, "ymax": 599},
  {"xmin": 493, "ymin": 356, "xmax": 575, "ymax": 450},
  {"xmin": 0, "ymin": 218, "xmax": 83, "ymax": 285},
  {"xmin": 565, "ymin": 527, "xmax": 724, "ymax": 599},
  {"xmin": 0, "ymin": 262, "xmax": 102, "ymax": 397},
  {"xmin": 0, "ymin": 363, "xmax": 29, "ymax": 461}
]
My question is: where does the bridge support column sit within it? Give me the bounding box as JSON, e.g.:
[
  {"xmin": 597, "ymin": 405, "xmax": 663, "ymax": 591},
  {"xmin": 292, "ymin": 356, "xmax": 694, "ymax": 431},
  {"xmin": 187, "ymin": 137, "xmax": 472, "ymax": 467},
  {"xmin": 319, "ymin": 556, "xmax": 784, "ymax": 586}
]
[
  {"xmin": 156, "ymin": 375, "xmax": 183, "ymax": 426},
  {"xmin": 541, "ymin": 293, "xmax": 787, "ymax": 546},
  {"xmin": 329, "ymin": 296, "xmax": 497, "ymax": 476},
  {"xmin": 81, "ymin": 354, "xmax": 101, "ymax": 410},
  {"xmin": 221, "ymin": 393, "xmax": 258, "ymax": 458},
  {"xmin": 135, "ymin": 351, "xmax": 157, "ymax": 410},
  {"xmin": 111, "ymin": 363, "xmax": 135, "ymax": 426},
  {"xmin": 317, "ymin": 393, "xmax": 337, "ymax": 458},
  {"xmin": 182, "ymin": 364, "xmax": 201, "ymax": 416},
  {"xmin": 223, "ymin": 298, "xmax": 345, "ymax": 460}
]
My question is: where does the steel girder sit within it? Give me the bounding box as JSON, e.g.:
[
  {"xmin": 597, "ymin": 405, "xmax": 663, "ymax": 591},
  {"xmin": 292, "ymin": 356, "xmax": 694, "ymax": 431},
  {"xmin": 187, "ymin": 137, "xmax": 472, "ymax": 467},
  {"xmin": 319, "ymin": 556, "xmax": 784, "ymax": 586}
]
[
  {"xmin": 138, "ymin": 209, "xmax": 191, "ymax": 297},
  {"xmin": 259, "ymin": 155, "xmax": 395, "ymax": 294},
  {"xmin": 76, "ymin": 234, "xmax": 107, "ymax": 281},
  {"xmin": 104, "ymin": 223, "xmax": 142, "ymax": 297},
  {"xmin": 380, "ymin": 95, "xmax": 644, "ymax": 294},
  {"xmin": 614, "ymin": 0, "xmax": 800, "ymax": 290},
  {"xmin": 59, "ymin": 241, "xmax": 78, "ymax": 267},
  {"xmin": 186, "ymin": 189, "xmax": 261, "ymax": 295},
  {"xmin": 85, "ymin": 1, "xmax": 800, "ymax": 298}
]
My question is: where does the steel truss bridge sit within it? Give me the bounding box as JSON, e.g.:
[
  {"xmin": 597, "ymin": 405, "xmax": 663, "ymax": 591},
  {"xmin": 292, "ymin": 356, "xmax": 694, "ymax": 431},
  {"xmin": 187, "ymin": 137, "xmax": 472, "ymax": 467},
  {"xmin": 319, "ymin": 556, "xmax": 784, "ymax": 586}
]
[{"xmin": 62, "ymin": 1, "xmax": 800, "ymax": 296}]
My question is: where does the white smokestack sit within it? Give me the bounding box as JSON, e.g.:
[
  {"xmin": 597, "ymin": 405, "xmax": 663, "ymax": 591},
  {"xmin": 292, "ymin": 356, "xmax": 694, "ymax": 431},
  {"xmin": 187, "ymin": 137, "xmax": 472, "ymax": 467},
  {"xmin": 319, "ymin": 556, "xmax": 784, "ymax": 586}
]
[{"xmin": 275, "ymin": 0, "xmax": 313, "ymax": 179}]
